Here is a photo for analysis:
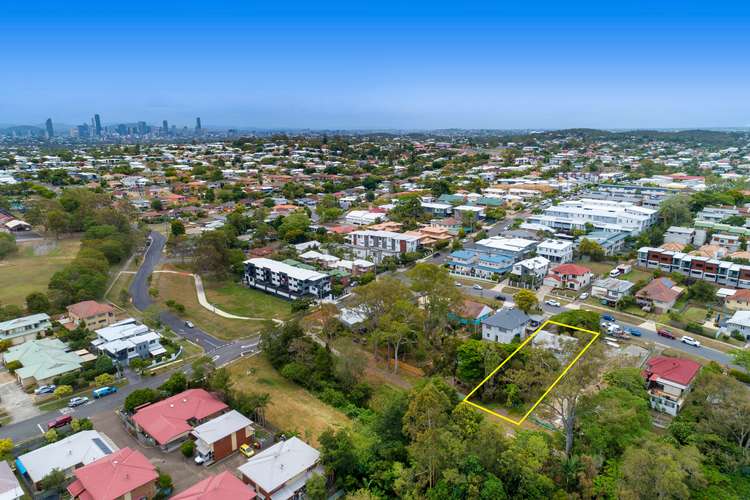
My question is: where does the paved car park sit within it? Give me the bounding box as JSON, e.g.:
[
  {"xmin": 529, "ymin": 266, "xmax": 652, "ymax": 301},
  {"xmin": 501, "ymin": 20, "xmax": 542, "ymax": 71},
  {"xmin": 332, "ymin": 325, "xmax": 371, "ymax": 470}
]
[{"xmin": 91, "ymin": 411, "xmax": 248, "ymax": 492}]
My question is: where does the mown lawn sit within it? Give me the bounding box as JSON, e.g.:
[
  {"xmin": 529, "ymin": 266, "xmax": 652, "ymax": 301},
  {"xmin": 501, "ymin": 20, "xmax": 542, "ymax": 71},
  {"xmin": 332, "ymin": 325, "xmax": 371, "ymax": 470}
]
[
  {"xmin": 0, "ymin": 237, "xmax": 80, "ymax": 306},
  {"xmin": 228, "ymin": 354, "xmax": 351, "ymax": 446},
  {"xmin": 203, "ymin": 280, "xmax": 292, "ymax": 321},
  {"xmin": 151, "ymin": 272, "xmax": 272, "ymax": 340}
]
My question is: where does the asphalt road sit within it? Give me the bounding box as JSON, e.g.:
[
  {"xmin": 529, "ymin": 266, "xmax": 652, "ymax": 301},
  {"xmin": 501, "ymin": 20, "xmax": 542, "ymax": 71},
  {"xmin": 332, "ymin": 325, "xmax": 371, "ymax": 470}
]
[{"xmin": 129, "ymin": 231, "xmax": 252, "ymax": 363}]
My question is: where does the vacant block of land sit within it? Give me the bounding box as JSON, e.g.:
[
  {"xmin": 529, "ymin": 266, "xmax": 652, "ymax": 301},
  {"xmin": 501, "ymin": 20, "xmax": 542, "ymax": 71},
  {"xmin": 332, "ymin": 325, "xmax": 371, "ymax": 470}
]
[
  {"xmin": 0, "ymin": 237, "xmax": 80, "ymax": 306},
  {"xmin": 228, "ymin": 354, "xmax": 350, "ymax": 446}
]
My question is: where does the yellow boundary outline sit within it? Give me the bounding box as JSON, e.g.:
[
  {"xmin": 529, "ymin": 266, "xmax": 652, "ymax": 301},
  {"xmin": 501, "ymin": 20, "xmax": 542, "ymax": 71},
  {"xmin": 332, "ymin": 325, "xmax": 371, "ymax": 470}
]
[{"xmin": 461, "ymin": 319, "xmax": 600, "ymax": 425}]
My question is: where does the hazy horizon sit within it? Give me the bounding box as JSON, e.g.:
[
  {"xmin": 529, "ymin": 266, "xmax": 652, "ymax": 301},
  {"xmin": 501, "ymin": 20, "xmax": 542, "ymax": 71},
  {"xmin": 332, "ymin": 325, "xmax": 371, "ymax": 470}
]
[{"xmin": 3, "ymin": 1, "xmax": 750, "ymax": 129}]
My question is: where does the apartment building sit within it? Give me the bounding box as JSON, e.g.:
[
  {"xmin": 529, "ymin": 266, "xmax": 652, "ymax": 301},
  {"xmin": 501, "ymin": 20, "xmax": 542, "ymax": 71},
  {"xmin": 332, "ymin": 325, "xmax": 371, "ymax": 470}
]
[
  {"xmin": 345, "ymin": 230, "xmax": 420, "ymax": 263},
  {"xmin": 537, "ymin": 239, "xmax": 574, "ymax": 263},
  {"xmin": 91, "ymin": 318, "xmax": 165, "ymax": 365},
  {"xmin": 244, "ymin": 258, "xmax": 332, "ymax": 299},
  {"xmin": 637, "ymin": 246, "xmax": 750, "ymax": 289},
  {"xmin": 528, "ymin": 199, "xmax": 657, "ymax": 235},
  {"xmin": 0, "ymin": 313, "xmax": 52, "ymax": 345},
  {"xmin": 664, "ymin": 226, "xmax": 697, "ymax": 246},
  {"xmin": 474, "ymin": 236, "xmax": 538, "ymax": 261},
  {"xmin": 447, "ymin": 250, "xmax": 513, "ymax": 280},
  {"xmin": 710, "ymin": 233, "xmax": 741, "ymax": 252},
  {"xmin": 643, "ymin": 356, "xmax": 701, "ymax": 416},
  {"xmin": 696, "ymin": 206, "xmax": 739, "ymax": 222}
]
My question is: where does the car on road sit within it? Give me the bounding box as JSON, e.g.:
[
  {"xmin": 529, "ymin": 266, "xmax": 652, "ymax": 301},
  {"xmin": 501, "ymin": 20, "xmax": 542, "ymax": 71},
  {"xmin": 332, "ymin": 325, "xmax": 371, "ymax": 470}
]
[
  {"xmin": 657, "ymin": 328, "xmax": 676, "ymax": 339},
  {"xmin": 93, "ymin": 386, "xmax": 118, "ymax": 399},
  {"xmin": 47, "ymin": 415, "xmax": 72, "ymax": 430},
  {"xmin": 68, "ymin": 396, "xmax": 89, "ymax": 407},
  {"xmin": 185, "ymin": 321, "xmax": 195, "ymax": 328},
  {"xmin": 472, "ymin": 284, "xmax": 483, "ymax": 290},
  {"xmin": 433, "ymin": 252, "xmax": 441, "ymax": 258},
  {"xmin": 455, "ymin": 282, "xmax": 462, "ymax": 287},
  {"xmin": 240, "ymin": 443, "xmax": 256, "ymax": 458},
  {"xmin": 496, "ymin": 295, "xmax": 506, "ymax": 301},
  {"xmin": 626, "ymin": 327, "xmax": 642, "ymax": 337},
  {"xmin": 545, "ymin": 300, "xmax": 561, "ymax": 307},
  {"xmin": 578, "ymin": 292, "xmax": 589, "ymax": 300},
  {"xmin": 680, "ymin": 336, "xmax": 701, "ymax": 347},
  {"xmin": 602, "ymin": 314, "xmax": 615, "ymax": 322},
  {"xmin": 34, "ymin": 384, "xmax": 56, "ymax": 395}
]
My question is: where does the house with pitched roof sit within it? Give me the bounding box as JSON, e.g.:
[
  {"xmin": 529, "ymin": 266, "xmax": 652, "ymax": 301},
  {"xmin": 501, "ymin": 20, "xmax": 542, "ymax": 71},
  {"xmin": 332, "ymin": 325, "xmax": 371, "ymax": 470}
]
[
  {"xmin": 449, "ymin": 299, "xmax": 494, "ymax": 326},
  {"xmin": 0, "ymin": 313, "xmax": 52, "ymax": 345},
  {"xmin": 725, "ymin": 289, "xmax": 750, "ymax": 311},
  {"xmin": 237, "ymin": 437, "xmax": 323, "ymax": 500},
  {"xmin": 481, "ymin": 309, "xmax": 530, "ymax": 343},
  {"xmin": 543, "ymin": 263, "xmax": 593, "ymax": 291},
  {"xmin": 635, "ymin": 277, "xmax": 683, "ymax": 313},
  {"xmin": 3, "ymin": 338, "xmax": 84, "ymax": 388},
  {"xmin": 643, "ymin": 356, "xmax": 701, "ymax": 416},
  {"xmin": 67, "ymin": 447, "xmax": 158, "ymax": 500},
  {"xmin": 131, "ymin": 388, "xmax": 229, "ymax": 451},
  {"xmin": 172, "ymin": 472, "xmax": 256, "ymax": 500},
  {"xmin": 66, "ymin": 300, "xmax": 116, "ymax": 330},
  {"xmin": 191, "ymin": 410, "xmax": 254, "ymax": 464}
]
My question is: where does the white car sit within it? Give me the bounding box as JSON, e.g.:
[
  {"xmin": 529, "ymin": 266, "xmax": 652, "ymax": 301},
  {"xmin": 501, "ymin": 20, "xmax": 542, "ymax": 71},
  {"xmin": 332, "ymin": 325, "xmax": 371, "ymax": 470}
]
[
  {"xmin": 680, "ymin": 336, "xmax": 701, "ymax": 347},
  {"xmin": 472, "ymin": 284, "xmax": 482, "ymax": 290},
  {"xmin": 185, "ymin": 321, "xmax": 195, "ymax": 328},
  {"xmin": 579, "ymin": 293, "xmax": 589, "ymax": 300},
  {"xmin": 545, "ymin": 300, "xmax": 561, "ymax": 307},
  {"xmin": 455, "ymin": 282, "xmax": 462, "ymax": 287},
  {"xmin": 68, "ymin": 396, "xmax": 89, "ymax": 407}
]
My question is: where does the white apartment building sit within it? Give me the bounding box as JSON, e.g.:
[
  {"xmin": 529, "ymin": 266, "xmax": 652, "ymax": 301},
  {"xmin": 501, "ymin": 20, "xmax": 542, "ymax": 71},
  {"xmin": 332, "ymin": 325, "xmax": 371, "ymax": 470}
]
[
  {"xmin": 345, "ymin": 230, "xmax": 420, "ymax": 263},
  {"xmin": 344, "ymin": 210, "xmax": 385, "ymax": 226},
  {"xmin": 537, "ymin": 239, "xmax": 574, "ymax": 263},
  {"xmin": 0, "ymin": 313, "xmax": 52, "ymax": 345},
  {"xmin": 244, "ymin": 258, "xmax": 332, "ymax": 300},
  {"xmin": 664, "ymin": 226, "xmax": 696, "ymax": 246},
  {"xmin": 474, "ymin": 237, "xmax": 538, "ymax": 261},
  {"xmin": 528, "ymin": 199, "xmax": 657, "ymax": 235},
  {"xmin": 710, "ymin": 233, "xmax": 741, "ymax": 252}
]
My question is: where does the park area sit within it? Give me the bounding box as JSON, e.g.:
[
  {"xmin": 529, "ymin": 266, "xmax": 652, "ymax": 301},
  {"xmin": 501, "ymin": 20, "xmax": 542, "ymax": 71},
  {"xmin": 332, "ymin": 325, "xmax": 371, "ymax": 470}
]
[
  {"xmin": 151, "ymin": 271, "xmax": 291, "ymax": 339},
  {"xmin": 227, "ymin": 354, "xmax": 351, "ymax": 446},
  {"xmin": 0, "ymin": 237, "xmax": 80, "ymax": 306}
]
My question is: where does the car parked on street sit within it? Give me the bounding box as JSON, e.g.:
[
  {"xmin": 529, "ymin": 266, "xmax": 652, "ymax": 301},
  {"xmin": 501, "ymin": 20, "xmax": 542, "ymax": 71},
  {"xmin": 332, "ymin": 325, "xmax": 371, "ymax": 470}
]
[
  {"xmin": 602, "ymin": 314, "xmax": 615, "ymax": 322},
  {"xmin": 680, "ymin": 336, "xmax": 701, "ymax": 347},
  {"xmin": 545, "ymin": 300, "xmax": 561, "ymax": 307},
  {"xmin": 657, "ymin": 328, "xmax": 676, "ymax": 339},
  {"xmin": 626, "ymin": 327, "xmax": 642, "ymax": 337},
  {"xmin": 68, "ymin": 396, "xmax": 89, "ymax": 407},
  {"xmin": 47, "ymin": 415, "xmax": 72, "ymax": 429},
  {"xmin": 578, "ymin": 293, "xmax": 589, "ymax": 300},
  {"xmin": 472, "ymin": 284, "xmax": 483, "ymax": 290},
  {"xmin": 185, "ymin": 321, "xmax": 195, "ymax": 328}
]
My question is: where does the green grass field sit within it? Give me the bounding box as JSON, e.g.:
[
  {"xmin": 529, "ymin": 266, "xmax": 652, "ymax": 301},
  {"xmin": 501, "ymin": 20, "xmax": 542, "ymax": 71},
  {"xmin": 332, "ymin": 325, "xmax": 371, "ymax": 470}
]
[
  {"xmin": 0, "ymin": 238, "xmax": 81, "ymax": 306},
  {"xmin": 228, "ymin": 354, "xmax": 350, "ymax": 446},
  {"xmin": 203, "ymin": 280, "xmax": 293, "ymax": 320}
]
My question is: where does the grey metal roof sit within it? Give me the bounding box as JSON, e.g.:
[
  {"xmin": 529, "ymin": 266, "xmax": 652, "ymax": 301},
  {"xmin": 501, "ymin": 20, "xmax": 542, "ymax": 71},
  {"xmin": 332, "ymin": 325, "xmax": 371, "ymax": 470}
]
[{"xmin": 482, "ymin": 308, "xmax": 530, "ymax": 330}]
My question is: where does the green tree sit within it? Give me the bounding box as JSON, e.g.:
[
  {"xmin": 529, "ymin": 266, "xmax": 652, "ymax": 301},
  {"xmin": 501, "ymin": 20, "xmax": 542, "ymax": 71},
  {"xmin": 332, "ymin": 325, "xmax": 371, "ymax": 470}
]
[
  {"xmin": 407, "ymin": 263, "xmax": 463, "ymax": 345},
  {"xmin": 305, "ymin": 473, "xmax": 328, "ymax": 500},
  {"xmin": 180, "ymin": 439, "xmax": 195, "ymax": 458},
  {"xmin": 129, "ymin": 357, "xmax": 148, "ymax": 374},
  {"xmin": 577, "ymin": 387, "xmax": 651, "ymax": 457},
  {"xmin": 277, "ymin": 212, "xmax": 311, "ymax": 242},
  {"xmin": 5, "ymin": 360, "xmax": 22, "ymax": 373},
  {"xmin": 618, "ymin": 440, "xmax": 705, "ymax": 499},
  {"xmin": 25, "ymin": 291, "xmax": 50, "ymax": 314},
  {"xmin": 0, "ymin": 232, "xmax": 17, "ymax": 259},
  {"xmin": 170, "ymin": 220, "xmax": 185, "ymax": 237},
  {"xmin": 44, "ymin": 429, "xmax": 59, "ymax": 443},
  {"xmin": 659, "ymin": 195, "xmax": 693, "ymax": 227},
  {"xmin": 124, "ymin": 387, "xmax": 159, "ymax": 412},
  {"xmin": 53, "ymin": 385, "xmax": 72, "ymax": 399},
  {"xmin": 0, "ymin": 438, "xmax": 13, "ymax": 460},
  {"xmin": 159, "ymin": 371, "xmax": 188, "ymax": 395},
  {"xmin": 513, "ymin": 289, "xmax": 538, "ymax": 313},
  {"xmin": 578, "ymin": 238, "xmax": 605, "ymax": 261},
  {"xmin": 39, "ymin": 468, "xmax": 67, "ymax": 493},
  {"xmin": 94, "ymin": 373, "xmax": 115, "ymax": 386},
  {"xmin": 150, "ymin": 198, "xmax": 163, "ymax": 211}
]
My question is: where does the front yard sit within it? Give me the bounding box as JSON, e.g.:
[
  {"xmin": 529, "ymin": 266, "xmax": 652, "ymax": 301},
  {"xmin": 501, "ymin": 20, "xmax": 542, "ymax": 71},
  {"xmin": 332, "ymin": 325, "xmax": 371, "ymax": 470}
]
[{"xmin": 203, "ymin": 280, "xmax": 293, "ymax": 321}]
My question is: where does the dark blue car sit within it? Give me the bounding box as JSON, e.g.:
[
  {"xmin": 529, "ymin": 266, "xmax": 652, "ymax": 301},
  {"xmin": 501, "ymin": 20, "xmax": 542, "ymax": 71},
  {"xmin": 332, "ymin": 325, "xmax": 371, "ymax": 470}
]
[
  {"xmin": 602, "ymin": 314, "xmax": 615, "ymax": 322},
  {"xmin": 626, "ymin": 327, "xmax": 642, "ymax": 337}
]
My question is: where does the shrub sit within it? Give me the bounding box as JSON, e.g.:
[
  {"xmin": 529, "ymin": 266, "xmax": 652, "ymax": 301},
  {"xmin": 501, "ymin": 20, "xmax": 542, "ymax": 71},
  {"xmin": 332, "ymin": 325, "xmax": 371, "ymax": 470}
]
[
  {"xmin": 685, "ymin": 322, "xmax": 704, "ymax": 335},
  {"xmin": 729, "ymin": 369, "xmax": 750, "ymax": 384},
  {"xmin": 180, "ymin": 440, "xmax": 195, "ymax": 458}
]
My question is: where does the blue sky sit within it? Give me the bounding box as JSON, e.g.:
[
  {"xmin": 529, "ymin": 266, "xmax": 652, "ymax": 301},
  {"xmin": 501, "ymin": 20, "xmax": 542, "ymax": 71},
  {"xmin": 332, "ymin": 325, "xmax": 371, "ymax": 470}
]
[{"xmin": 2, "ymin": 1, "xmax": 749, "ymax": 129}]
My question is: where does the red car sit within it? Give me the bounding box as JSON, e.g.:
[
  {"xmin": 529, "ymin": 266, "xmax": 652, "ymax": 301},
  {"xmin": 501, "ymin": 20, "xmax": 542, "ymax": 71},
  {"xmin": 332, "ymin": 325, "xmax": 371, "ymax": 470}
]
[
  {"xmin": 657, "ymin": 328, "xmax": 675, "ymax": 339},
  {"xmin": 47, "ymin": 415, "xmax": 72, "ymax": 429}
]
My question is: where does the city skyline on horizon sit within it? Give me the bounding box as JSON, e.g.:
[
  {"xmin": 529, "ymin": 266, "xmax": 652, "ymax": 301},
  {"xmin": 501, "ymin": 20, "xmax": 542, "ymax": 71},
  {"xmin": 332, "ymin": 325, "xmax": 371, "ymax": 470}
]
[{"xmin": 2, "ymin": 1, "xmax": 750, "ymax": 129}]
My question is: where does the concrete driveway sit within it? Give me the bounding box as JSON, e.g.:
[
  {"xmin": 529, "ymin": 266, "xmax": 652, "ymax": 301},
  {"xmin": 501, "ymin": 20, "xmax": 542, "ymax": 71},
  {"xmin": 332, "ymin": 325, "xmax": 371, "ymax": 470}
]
[
  {"xmin": 0, "ymin": 372, "xmax": 41, "ymax": 423},
  {"xmin": 91, "ymin": 411, "xmax": 249, "ymax": 493}
]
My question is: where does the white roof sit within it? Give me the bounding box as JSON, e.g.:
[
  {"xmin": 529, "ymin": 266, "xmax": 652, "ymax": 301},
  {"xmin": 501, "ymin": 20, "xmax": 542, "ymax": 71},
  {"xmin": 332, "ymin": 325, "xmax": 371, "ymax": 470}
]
[
  {"xmin": 17, "ymin": 431, "xmax": 116, "ymax": 483},
  {"xmin": 238, "ymin": 437, "xmax": 320, "ymax": 494},
  {"xmin": 245, "ymin": 258, "xmax": 328, "ymax": 281},
  {"xmin": 350, "ymin": 230, "xmax": 420, "ymax": 242},
  {"xmin": 538, "ymin": 239, "xmax": 573, "ymax": 250},
  {"xmin": 727, "ymin": 310, "xmax": 750, "ymax": 327},
  {"xmin": 191, "ymin": 410, "xmax": 253, "ymax": 444},
  {"xmin": 476, "ymin": 237, "xmax": 536, "ymax": 252},
  {"xmin": 0, "ymin": 313, "xmax": 50, "ymax": 332}
]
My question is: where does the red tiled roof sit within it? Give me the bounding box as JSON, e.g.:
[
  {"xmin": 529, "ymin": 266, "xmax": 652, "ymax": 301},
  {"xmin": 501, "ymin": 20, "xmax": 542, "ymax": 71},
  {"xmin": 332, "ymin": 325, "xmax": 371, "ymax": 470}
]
[
  {"xmin": 132, "ymin": 389, "xmax": 228, "ymax": 445},
  {"xmin": 636, "ymin": 278, "xmax": 680, "ymax": 303},
  {"xmin": 67, "ymin": 447, "xmax": 157, "ymax": 500},
  {"xmin": 67, "ymin": 300, "xmax": 114, "ymax": 319},
  {"xmin": 730, "ymin": 289, "xmax": 750, "ymax": 302},
  {"xmin": 171, "ymin": 472, "xmax": 256, "ymax": 500},
  {"xmin": 328, "ymin": 225, "xmax": 355, "ymax": 234},
  {"xmin": 644, "ymin": 356, "xmax": 701, "ymax": 386},
  {"xmin": 551, "ymin": 263, "xmax": 591, "ymax": 276}
]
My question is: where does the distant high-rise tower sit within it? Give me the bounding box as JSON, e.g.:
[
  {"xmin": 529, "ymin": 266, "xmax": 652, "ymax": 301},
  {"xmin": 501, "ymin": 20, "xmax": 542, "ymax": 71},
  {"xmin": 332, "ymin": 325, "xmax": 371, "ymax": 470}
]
[
  {"xmin": 195, "ymin": 117, "xmax": 202, "ymax": 132},
  {"xmin": 94, "ymin": 114, "xmax": 102, "ymax": 136},
  {"xmin": 162, "ymin": 120, "xmax": 169, "ymax": 134},
  {"xmin": 45, "ymin": 118, "xmax": 54, "ymax": 139}
]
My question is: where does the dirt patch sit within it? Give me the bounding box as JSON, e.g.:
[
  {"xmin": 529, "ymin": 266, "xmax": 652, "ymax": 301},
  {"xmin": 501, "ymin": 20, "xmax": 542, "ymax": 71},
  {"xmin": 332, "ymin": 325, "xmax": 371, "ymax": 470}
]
[{"xmin": 0, "ymin": 377, "xmax": 41, "ymax": 423}]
